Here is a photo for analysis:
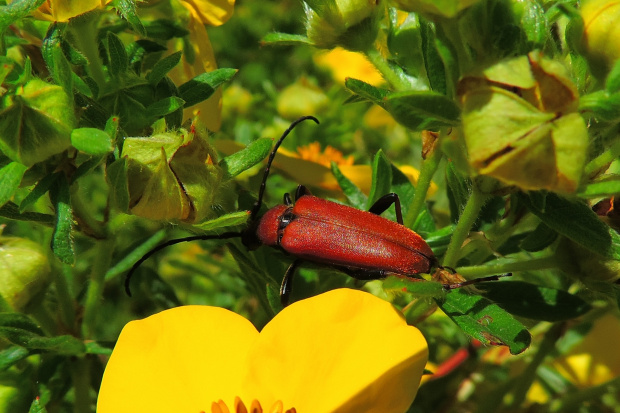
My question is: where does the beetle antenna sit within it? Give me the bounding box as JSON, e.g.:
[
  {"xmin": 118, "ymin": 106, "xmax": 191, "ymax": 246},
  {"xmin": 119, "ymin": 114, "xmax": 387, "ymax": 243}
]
[
  {"xmin": 125, "ymin": 231, "xmax": 242, "ymax": 297},
  {"xmin": 443, "ymin": 273, "xmax": 512, "ymax": 290},
  {"xmin": 250, "ymin": 115, "xmax": 320, "ymax": 220}
]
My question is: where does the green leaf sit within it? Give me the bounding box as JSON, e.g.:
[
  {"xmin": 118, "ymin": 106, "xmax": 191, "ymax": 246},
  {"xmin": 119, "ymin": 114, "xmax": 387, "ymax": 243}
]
[
  {"xmin": 192, "ymin": 211, "xmax": 250, "ymax": 231},
  {"xmin": 606, "ymin": 55, "xmax": 620, "ymax": 93},
  {"xmin": 114, "ymin": 0, "xmax": 146, "ymax": 36},
  {"xmin": 51, "ymin": 43, "xmax": 73, "ymax": 95},
  {"xmin": 219, "ymin": 137, "xmax": 272, "ymax": 178},
  {"xmin": 105, "ymin": 229, "xmax": 168, "ymax": 281},
  {"xmin": 107, "ymin": 32, "xmax": 128, "ymax": 78},
  {"xmin": 0, "ymin": 312, "xmax": 44, "ymax": 335},
  {"xmin": 0, "ymin": 345, "xmax": 29, "ymax": 371},
  {"xmin": 519, "ymin": 191, "xmax": 620, "ymax": 260},
  {"xmin": 106, "ymin": 157, "xmax": 130, "ymax": 212},
  {"xmin": 84, "ymin": 341, "xmax": 113, "ymax": 356},
  {"xmin": 49, "ymin": 177, "xmax": 75, "ymax": 265},
  {"xmin": 367, "ymin": 150, "xmax": 393, "ymax": 212},
  {"xmin": 437, "ymin": 289, "xmax": 531, "ymax": 355},
  {"xmin": 331, "ymin": 163, "xmax": 367, "ymax": 210},
  {"xmin": 445, "ymin": 161, "xmax": 471, "ymax": 223},
  {"xmin": 520, "ymin": 222, "xmax": 558, "ymax": 252},
  {"xmin": 71, "ymin": 128, "xmax": 113, "ymax": 155},
  {"xmin": 143, "ymin": 19, "xmax": 189, "ymax": 40},
  {"xmin": 42, "ymin": 24, "xmax": 73, "ymax": 94},
  {"xmin": 19, "ymin": 172, "xmax": 59, "ymax": 212},
  {"xmin": 0, "ymin": 0, "xmax": 45, "ymax": 41},
  {"xmin": 344, "ymin": 78, "xmax": 391, "ymax": 103},
  {"xmin": 61, "ymin": 39, "xmax": 88, "ymax": 66},
  {"xmin": 481, "ymin": 281, "xmax": 592, "ymax": 322},
  {"xmin": 579, "ymin": 176, "xmax": 620, "ymax": 198},
  {"xmin": 383, "ymin": 91, "xmax": 461, "ymax": 131},
  {"xmin": 179, "ymin": 68, "xmax": 237, "ymax": 107},
  {"xmin": 419, "ymin": 18, "xmax": 447, "ymax": 94},
  {"xmin": 424, "ymin": 225, "xmax": 453, "ymax": 255},
  {"xmin": 75, "ymin": 93, "xmax": 110, "ymax": 129},
  {"xmin": 0, "ymin": 56, "xmax": 15, "ymax": 85},
  {"xmin": 261, "ymin": 32, "xmax": 312, "ymax": 46},
  {"xmin": 29, "ymin": 396, "xmax": 48, "ymax": 413},
  {"xmin": 146, "ymin": 51, "xmax": 182, "ymax": 85},
  {"xmin": 72, "ymin": 155, "xmax": 105, "ymax": 183},
  {"xmin": 383, "ymin": 276, "xmax": 446, "ymax": 298},
  {"xmin": 104, "ymin": 115, "xmax": 120, "ymax": 142},
  {"xmin": 0, "ymin": 162, "xmax": 27, "ymax": 207},
  {"xmin": 145, "ymin": 97, "xmax": 185, "ymax": 119},
  {"xmin": 579, "ymin": 90, "xmax": 620, "ymax": 122},
  {"xmin": 0, "ymin": 201, "xmax": 54, "ymax": 225},
  {"xmin": 0, "ymin": 327, "xmax": 84, "ymax": 355}
]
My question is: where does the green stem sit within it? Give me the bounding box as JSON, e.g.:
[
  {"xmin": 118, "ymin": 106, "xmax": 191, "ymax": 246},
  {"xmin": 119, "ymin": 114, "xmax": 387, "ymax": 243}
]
[
  {"xmin": 404, "ymin": 144, "xmax": 442, "ymax": 229},
  {"xmin": 69, "ymin": 356, "xmax": 91, "ymax": 413},
  {"xmin": 28, "ymin": 303, "xmax": 57, "ymax": 336},
  {"xmin": 82, "ymin": 238, "xmax": 114, "ymax": 338},
  {"xmin": 365, "ymin": 48, "xmax": 410, "ymax": 91},
  {"xmin": 507, "ymin": 323, "xmax": 564, "ymax": 408},
  {"xmin": 550, "ymin": 376, "xmax": 620, "ymax": 412},
  {"xmin": 68, "ymin": 12, "xmax": 106, "ymax": 90},
  {"xmin": 442, "ymin": 187, "xmax": 489, "ymax": 268},
  {"xmin": 585, "ymin": 138, "xmax": 620, "ymax": 175},
  {"xmin": 456, "ymin": 254, "xmax": 559, "ymax": 277},
  {"xmin": 71, "ymin": 186, "xmax": 107, "ymax": 239},
  {"xmin": 54, "ymin": 265, "xmax": 77, "ymax": 333}
]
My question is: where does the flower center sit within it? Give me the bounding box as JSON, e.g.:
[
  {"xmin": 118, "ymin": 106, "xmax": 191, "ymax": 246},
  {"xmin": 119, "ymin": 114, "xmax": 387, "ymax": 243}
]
[{"xmin": 209, "ymin": 397, "xmax": 296, "ymax": 413}]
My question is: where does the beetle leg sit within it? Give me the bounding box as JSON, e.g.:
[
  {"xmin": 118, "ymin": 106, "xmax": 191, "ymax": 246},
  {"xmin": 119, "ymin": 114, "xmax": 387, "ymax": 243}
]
[
  {"xmin": 368, "ymin": 193, "xmax": 403, "ymax": 225},
  {"xmin": 280, "ymin": 259, "xmax": 303, "ymax": 306},
  {"xmin": 283, "ymin": 192, "xmax": 293, "ymax": 205},
  {"xmin": 295, "ymin": 185, "xmax": 312, "ymax": 200}
]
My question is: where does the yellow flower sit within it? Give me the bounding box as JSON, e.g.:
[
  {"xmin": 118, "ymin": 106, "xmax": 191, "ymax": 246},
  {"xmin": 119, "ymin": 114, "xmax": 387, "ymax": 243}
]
[
  {"xmin": 29, "ymin": 0, "xmax": 110, "ymax": 22},
  {"xmin": 168, "ymin": 0, "xmax": 235, "ymax": 132},
  {"xmin": 179, "ymin": 0, "xmax": 235, "ymax": 26},
  {"xmin": 390, "ymin": 0, "xmax": 480, "ymax": 18},
  {"xmin": 314, "ymin": 47, "xmax": 384, "ymax": 86},
  {"xmin": 97, "ymin": 289, "xmax": 428, "ymax": 413},
  {"xmin": 554, "ymin": 312, "xmax": 620, "ymax": 388},
  {"xmin": 276, "ymin": 78, "xmax": 330, "ymax": 120},
  {"xmin": 581, "ymin": 0, "xmax": 620, "ymax": 76},
  {"xmin": 215, "ymin": 137, "xmax": 429, "ymax": 195},
  {"xmin": 525, "ymin": 312, "xmax": 620, "ymax": 404}
]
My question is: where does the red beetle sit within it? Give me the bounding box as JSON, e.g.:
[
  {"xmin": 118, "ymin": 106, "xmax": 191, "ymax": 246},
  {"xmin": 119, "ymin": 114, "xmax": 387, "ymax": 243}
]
[{"xmin": 126, "ymin": 116, "xmax": 505, "ymax": 304}]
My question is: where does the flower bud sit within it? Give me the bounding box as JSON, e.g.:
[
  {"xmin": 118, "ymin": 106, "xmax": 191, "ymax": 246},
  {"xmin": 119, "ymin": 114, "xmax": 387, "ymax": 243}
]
[
  {"xmin": 121, "ymin": 125, "xmax": 229, "ymax": 223},
  {"xmin": 390, "ymin": 0, "xmax": 480, "ymax": 18},
  {"xmin": 581, "ymin": 0, "xmax": 620, "ymax": 76},
  {"xmin": 304, "ymin": 0, "xmax": 383, "ymax": 51},
  {"xmin": 276, "ymin": 78, "xmax": 329, "ymax": 119},
  {"xmin": 458, "ymin": 52, "xmax": 588, "ymax": 193},
  {"xmin": 0, "ymin": 237, "xmax": 51, "ymax": 311},
  {"xmin": 0, "ymin": 79, "xmax": 74, "ymax": 166}
]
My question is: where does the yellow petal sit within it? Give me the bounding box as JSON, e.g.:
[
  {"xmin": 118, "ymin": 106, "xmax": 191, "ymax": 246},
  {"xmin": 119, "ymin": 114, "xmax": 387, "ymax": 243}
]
[
  {"xmin": 241, "ymin": 289, "xmax": 428, "ymax": 412},
  {"xmin": 97, "ymin": 306, "xmax": 259, "ymax": 413},
  {"xmin": 180, "ymin": 0, "xmax": 235, "ymax": 26},
  {"xmin": 32, "ymin": 0, "xmax": 110, "ymax": 22},
  {"xmin": 168, "ymin": 15, "xmax": 222, "ymax": 131},
  {"xmin": 314, "ymin": 47, "xmax": 384, "ymax": 86},
  {"xmin": 554, "ymin": 312, "xmax": 620, "ymax": 387}
]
